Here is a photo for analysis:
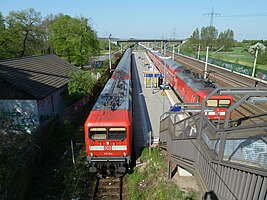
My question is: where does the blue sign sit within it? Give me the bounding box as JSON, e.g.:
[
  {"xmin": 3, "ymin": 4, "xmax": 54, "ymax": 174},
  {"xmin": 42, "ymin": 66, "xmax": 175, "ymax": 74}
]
[
  {"xmin": 144, "ymin": 73, "xmax": 163, "ymax": 78},
  {"xmin": 169, "ymin": 106, "xmax": 181, "ymax": 112},
  {"xmin": 155, "ymin": 74, "xmax": 163, "ymax": 78},
  {"xmin": 144, "ymin": 74, "xmax": 153, "ymax": 77}
]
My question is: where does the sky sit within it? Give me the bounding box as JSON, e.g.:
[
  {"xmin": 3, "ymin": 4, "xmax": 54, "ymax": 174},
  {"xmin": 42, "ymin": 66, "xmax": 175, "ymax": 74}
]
[{"xmin": 1, "ymin": 0, "xmax": 267, "ymax": 41}]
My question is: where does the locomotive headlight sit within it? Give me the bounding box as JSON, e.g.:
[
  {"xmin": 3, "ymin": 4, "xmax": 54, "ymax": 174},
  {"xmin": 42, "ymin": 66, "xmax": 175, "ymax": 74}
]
[
  {"xmin": 106, "ymin": 141, "xmax": 110, "ymax": 145},
  {"xmin": 90, "ymin": 153, "xmax": 93, "ymax": 157},
  {"xmin": 123, "ymin": 152, "xmax": 126, "ymax": 157}
]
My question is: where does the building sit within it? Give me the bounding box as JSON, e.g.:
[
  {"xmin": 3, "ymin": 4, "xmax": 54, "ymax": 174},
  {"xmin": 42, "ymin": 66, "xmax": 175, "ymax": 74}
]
[{"xmin": 0, "ymin": 54, "xmax": 78, "ymax": 133}]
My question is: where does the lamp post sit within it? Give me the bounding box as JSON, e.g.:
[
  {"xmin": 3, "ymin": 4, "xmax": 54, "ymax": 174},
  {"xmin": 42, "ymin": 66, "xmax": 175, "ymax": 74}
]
[
  {"xmin": 151, "ymin": 49, "xmax": 158, "ymax": 94},
  {"xmin": 204, "ymin": 46, "xmax": 209, "ymax": 79},
  {"xmin": 252, "ymin": 48, "xmax": 259, "ymax": 78},
  {"xmin": 197, "ymin": 44, "xmax": 200, "ymax": 60},
  {"xmin": 159, "ymin": 56, "xmax": 171, "ymax": 85},
  {"xmin": 172, "ymin": 44, "xmax": 175, "ymax": 60},
  {"xmin": 249, "ymin": 43, "xmax": 266, "ymax": 78},
  {"xmin": 108, "ymin": 34, "xmax": 112, "ymax": 70}
]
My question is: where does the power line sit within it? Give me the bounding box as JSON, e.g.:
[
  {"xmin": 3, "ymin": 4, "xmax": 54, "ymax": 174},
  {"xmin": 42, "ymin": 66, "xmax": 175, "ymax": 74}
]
[
  {"xmin": 204, "ymin": 7, "xmax": 221, "ymax": 26},
  {"xmin": 220, "ymin": 12, "xmax": 267, "ymax": 18}
]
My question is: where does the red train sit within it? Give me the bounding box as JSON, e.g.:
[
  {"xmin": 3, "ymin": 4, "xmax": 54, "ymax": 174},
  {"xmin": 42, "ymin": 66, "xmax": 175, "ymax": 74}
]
[
  {"xmin": 146, "ymin": 48, "xmax": 234, "ymax": 121},
  {"xmin": 84, "ymin": 48, "xmax": 133, "ymax": 177}
]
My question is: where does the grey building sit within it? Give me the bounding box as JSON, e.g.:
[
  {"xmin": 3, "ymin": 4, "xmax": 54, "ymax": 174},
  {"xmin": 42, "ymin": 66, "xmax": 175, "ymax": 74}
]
[{"xmin": 0, "ymin": 54, "xmax": 78, "ymax": 133}]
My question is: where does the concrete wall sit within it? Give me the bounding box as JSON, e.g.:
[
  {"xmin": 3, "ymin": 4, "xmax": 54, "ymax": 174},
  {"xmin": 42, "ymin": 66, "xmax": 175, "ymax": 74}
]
[
  {"xmin": 37, "ymin": 87, "xmax": 67, "ymax": 120},
  {"xmin": 0, "ymin": 99, "xmax": 39, "ymax": 133}
]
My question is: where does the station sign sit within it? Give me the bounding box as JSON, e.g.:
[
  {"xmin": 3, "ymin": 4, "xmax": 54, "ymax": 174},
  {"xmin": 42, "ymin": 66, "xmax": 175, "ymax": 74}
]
[
  {"xmin": 144, "ymin": 73, "xmax": 163, "ymax": 78},
  {"xmin": 169, "ymin": 105, "xmax": 181, "ymax": 112}
]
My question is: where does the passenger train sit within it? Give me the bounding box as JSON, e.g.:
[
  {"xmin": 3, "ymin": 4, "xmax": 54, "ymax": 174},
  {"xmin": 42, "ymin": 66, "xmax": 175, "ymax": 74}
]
[
  {"xmin": 84, "ymin": 48, "xmax": 133, "ymax": 177},
  {"xmin": 146, "ymin": 47, "xmax": 234, "ymax": 121}
]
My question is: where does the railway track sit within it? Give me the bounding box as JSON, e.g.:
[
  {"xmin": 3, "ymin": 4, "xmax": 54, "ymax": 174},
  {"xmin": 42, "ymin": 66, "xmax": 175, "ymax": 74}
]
[
  {"xmin": 90, "ymin": 176, "xmax": 123, "ymax": 200},
  {"xmin": 173, "ymin": 54, "xmax": 252, "ymax": 87},
  {"xmin": 233, "ymin": 103, "xmax": 267, "ymax": 126},
  {"xmin": 164, "ymin": 51, "xmax": 267, "ymax": 88},
  {"xmin": 166, "ymin": 51, "xmax": 267, "ymax": 116}
]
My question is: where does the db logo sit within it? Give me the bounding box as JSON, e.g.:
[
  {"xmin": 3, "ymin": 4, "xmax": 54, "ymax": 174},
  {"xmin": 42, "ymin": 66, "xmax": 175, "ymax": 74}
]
[{"xmin": 105, "ymin": 146, "xmax": 111, "ymax": 150}]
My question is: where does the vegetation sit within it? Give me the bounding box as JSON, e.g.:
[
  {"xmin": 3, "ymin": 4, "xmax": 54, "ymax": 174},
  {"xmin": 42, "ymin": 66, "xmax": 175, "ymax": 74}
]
[
  {"xmin": 0, "ymin": 8, "xmax": 45, "ymax": 58},
  {"xmin": 48, "ymin": 15, "xmax": 100, "ymax": 67},
  {"xmin": 67, "ymin": 70, "xmax": 97, "ymax": 101},
  {"xmin": 25, "ymin": 61, "xmax": 111, "ymax": 199},
  {"xmin": 126, "ymin": 148, "xmax": 197, "ymax": 200},
  {"xmin": 187, "ymin": 26, "xmax": 234, "ymax": 52},
  {"xmin": 0, "ymin": 9, "xmax": 100, "ymax": 67},
  {"xmin": 179, "ymin": 26, "xmax": 267, "ymax": 77},
  {"xmin": 0, "ymin": 58, "xmax": 112, "ymax": 198}
]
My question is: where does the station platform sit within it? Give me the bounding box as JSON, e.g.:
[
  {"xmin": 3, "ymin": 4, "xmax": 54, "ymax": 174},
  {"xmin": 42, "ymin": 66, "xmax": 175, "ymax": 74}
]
[{"xmin": 133, "ymin": 51, "xmax": 180, "ymax": 145}]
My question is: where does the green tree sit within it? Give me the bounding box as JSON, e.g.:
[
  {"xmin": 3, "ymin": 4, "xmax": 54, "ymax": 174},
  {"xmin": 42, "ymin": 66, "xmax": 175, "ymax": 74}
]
[
  {"xmin": 5, "ymin": 8, "xmax": 45, "ymax": 58},
  {"xmin": 200, "ymin": 26, "xmax": 218, "ymax": 50},
  {"xmin": 48, "ymin": 15, "xmax": 100, "ymax": 67},
  {"xmin": 41, "ymin": 13, "xmax": 62, "ymax": 54},
  {"xmin": 0, "ymin": 12, "xmax": 7, "ymax": 59},
  {"xmin": 218, "ymin": 29, "xmax": 234, "ymax": 51},
  {"xmin": 189, "ymin": 28, "xmax": 200, "ymax": 51},
  {"xmin": 68, "ymin": 70, "xmax": 96, "ymax": 100}
]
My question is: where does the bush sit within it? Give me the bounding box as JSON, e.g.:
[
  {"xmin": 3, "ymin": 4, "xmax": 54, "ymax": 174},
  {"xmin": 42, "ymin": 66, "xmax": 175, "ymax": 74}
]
[{"xmin": 126, "ymin": 148, "xmax": 197, "ymax": 200}]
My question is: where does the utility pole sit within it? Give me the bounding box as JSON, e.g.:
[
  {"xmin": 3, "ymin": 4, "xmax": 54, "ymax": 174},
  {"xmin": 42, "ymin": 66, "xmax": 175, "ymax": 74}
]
[
  {"xmin": 173, "ymin": 27, "xmax": 176, "ymax": 39},
  {"xmin": 204, "ymin": 7, "xmax": 220, "ymax": 26},
  {"xmin": 108, "ymin": 34, "xmax": 112, "ymax": 70}
]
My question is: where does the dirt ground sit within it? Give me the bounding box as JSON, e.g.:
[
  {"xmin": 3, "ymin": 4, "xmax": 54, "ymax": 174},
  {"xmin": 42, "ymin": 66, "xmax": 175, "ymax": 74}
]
[{"xmin": 171, "ymin": 172, "xmax": 200, "ymax": 193}]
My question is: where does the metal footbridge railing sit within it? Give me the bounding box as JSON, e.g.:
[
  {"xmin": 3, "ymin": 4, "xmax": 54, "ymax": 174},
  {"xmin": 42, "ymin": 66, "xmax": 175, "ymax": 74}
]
[{"xmin": 159, "ymin": 88, "xmax": 267, "ymax": 200}]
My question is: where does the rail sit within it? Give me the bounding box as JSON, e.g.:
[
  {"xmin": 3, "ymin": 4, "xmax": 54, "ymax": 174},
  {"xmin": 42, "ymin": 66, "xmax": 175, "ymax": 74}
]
[{"xmin": 91, "ymin": 176, "xmax": 123, "ymax": 200}]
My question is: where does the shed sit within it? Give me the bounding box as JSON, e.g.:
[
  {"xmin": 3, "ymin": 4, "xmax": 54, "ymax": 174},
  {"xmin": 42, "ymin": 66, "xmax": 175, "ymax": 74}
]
[{"xmin": 0, "ymin": 54, "xmax": 78, "ymax": 133}]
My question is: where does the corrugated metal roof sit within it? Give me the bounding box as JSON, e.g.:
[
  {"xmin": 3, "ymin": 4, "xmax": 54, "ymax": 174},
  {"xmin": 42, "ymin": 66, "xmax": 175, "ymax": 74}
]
[{"xmin": 0, "ymin": 54, "xmax": 78, "ymax": 99}]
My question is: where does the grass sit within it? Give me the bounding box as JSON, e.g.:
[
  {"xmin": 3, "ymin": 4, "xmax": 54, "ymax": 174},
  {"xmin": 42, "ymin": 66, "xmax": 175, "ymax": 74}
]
[
  {"xmin": 126, "ymin": 148, "xmax": 197, "ymax": 200},
  {"xmin": 199, "ymin": 47, "xmax": 266, "ymax": 70}
]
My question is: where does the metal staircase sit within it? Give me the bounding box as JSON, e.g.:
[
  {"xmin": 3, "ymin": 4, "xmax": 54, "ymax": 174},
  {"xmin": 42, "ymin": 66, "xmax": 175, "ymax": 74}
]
[{"xmin": 159, "ymin": 88, "xmax": 267, "ymax": 199}]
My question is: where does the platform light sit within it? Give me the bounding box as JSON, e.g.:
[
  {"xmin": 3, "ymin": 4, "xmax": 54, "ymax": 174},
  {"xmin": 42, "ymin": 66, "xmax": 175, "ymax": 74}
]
[{"xmin": 108, "ymin": 34, "xmax": 112, "ymax": 70}]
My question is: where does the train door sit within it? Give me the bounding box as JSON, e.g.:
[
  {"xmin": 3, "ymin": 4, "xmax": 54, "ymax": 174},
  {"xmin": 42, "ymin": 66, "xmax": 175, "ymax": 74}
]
[{"xmin": 197, "ymin": 96, "xmax": 200, "ymax": 103}]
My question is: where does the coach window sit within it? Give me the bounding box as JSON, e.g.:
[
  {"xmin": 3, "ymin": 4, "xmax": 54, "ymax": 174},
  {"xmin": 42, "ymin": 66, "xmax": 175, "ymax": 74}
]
[
  {"xmin": 89, "ymin": 127, "xmax": 107, "ymax": 140},
  {"xmin": 197, "ymin": 96, "xmax": 200, "ymax": 103},
  {"xmin": 207, "ymin": 99, "xmax": 218, "ymax": 107},
  {"xmin": 219, "ymin": 99, "xmax": 231, "ymax": 108},
  {"xmin": 108, "ymin": 127, "xmax": 126, "ymax": 140}
]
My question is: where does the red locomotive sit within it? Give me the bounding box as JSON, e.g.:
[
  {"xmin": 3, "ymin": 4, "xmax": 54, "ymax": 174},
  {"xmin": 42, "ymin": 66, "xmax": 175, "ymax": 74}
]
[
  {"xmin": 84, "ymin": 48, "xmax": 132, "ymax": 177},
  {"xmin": 147, "ymin": 48, "xmax": 233, "ymax": 121}
]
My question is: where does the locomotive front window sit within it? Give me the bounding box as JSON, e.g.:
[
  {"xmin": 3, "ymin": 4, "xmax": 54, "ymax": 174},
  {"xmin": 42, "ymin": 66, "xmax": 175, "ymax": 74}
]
[
  {"xmin": 207, "ymin": 99, "xmax": 218, "ymax": 107},
  {"xmin": 89, "ymin": 127, "xmax": 107, "ymax": 140},
  {"xmin": 219, "ymin": 99, "xmax": 231, "ymax": 108},
  {"xmin": 108, "ymin": 127, "xmax": 126, "ymax": 140}
]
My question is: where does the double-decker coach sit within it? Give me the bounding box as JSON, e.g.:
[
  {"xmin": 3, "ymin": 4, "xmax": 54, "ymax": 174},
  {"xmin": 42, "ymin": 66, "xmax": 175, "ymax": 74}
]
[{"xmin": 147, "ymin": 48, "xmax": 233, "ymax": 121}]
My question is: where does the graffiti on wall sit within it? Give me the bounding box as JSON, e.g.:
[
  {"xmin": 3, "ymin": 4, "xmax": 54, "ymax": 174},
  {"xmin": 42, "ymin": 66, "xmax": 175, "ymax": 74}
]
[{"xmin": 0, "ymin": 100, "xmax": 39, "ymax": 134}]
